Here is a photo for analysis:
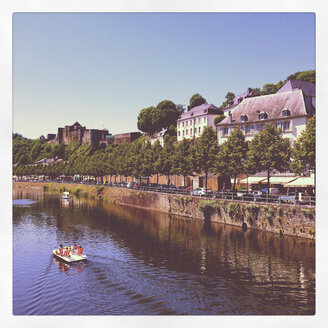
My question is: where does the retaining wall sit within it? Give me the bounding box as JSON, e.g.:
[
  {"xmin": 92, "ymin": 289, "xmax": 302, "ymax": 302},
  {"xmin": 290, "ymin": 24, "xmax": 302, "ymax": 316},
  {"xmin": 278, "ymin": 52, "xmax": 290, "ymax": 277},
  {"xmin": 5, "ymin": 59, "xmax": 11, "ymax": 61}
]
[{"xmin": 13, "ymin": 182, "xmax": 315, "ymax": 239}]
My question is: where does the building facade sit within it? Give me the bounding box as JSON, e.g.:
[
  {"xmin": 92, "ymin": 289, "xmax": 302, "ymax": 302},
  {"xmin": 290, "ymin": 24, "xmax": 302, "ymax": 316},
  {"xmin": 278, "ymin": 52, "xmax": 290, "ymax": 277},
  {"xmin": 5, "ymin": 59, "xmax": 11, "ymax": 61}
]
[
  {"xmin": 48, "ymin": 122, "xmax": 111, "ymax": 148},
  {"xmin": 216, "ymin": 81, "xmax": 315, "ymax": 145},
  {"xmin": 149, "ymin": 129, "xmax": 167, "ymax": 147},
  {"xmin": 177, "ymin": 103, "xmax": 223, "ymax": 142}
]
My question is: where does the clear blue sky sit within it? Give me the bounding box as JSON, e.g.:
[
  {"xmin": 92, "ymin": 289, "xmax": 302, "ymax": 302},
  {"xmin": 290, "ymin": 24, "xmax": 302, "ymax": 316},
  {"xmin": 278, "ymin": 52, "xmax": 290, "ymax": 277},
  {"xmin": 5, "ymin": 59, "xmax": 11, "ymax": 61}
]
[{"xmin": 13, "ymin": 12, "xmax": 315, "ymax": 139}]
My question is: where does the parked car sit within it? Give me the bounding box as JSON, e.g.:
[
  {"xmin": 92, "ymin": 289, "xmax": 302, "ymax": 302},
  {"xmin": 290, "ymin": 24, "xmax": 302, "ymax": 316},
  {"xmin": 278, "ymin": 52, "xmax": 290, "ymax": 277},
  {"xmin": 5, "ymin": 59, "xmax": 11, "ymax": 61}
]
[
  {"xmin": 241, "ymin": 192, "xmax": 257, "ymax": 201},
  {"xmin": 278, "ymin": 193, "xmax": 296, "ymax": 204},
  {"xmin": 177, "ymin": 186, "xmax": 191, "ymax": 193},
  {"xmin": 127, "ymin": 182, "xmax": 136, "ymax": 188},
  {"xmin": 148, "ymin": 183, "xmax": 158, "ymax": 188},
  {"xmin": 298, "ymin": 192, "xmax": 311, "ymax": 204},
  {"xmin": 191, "ymin": 188, "xmax": 213, "ymax": 197}
]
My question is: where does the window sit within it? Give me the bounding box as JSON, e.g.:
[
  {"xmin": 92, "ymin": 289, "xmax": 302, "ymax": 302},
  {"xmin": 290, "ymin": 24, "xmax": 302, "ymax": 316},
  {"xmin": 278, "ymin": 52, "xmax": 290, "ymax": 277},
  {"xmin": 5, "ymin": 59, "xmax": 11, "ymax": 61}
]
[
  {"xmin": 275, "ymin": 121, "xmax": 283, "ymax": 130},
  {"xmin": 259, "ymin": 112, "xmax": 268, "ymax": 120},
  {"xmin": 183, "ymin": 130, "xmax": 185, "ymax": 137},
  {"xmin": 186, "ymin": 129, "xmax": 188, "ymax": 135},
  {"xmin": 190, "ymin": 128, "xmax": 192, "ymax": 136},
  {"xmin": 199, "ymin": 127, "xmax": 201, "ymax": 134},
  {"xmin": 245, "ymin": 125, "xmax": 252, "ymax": 135},
  {"xmin": 194, "ymin": 128, "xmax": 197, "ymax": 135},
  {"xmin": 282, "ymin": 109, "xmax": 291, "ymax": 117},
  {"xmin": 204, "ymin": 117, "xmax": 207, "ymax": 124},
  {"xmin": 178, "ymin": 131, "xmax": 180, "ymax": 137},
  {"xmin": 240, "ymin": 114, "xmax": 248, "ymax": 122},
  {"xmin": 186, "ymin": 121, "xmax": 188, "ymax": 127},
  {"xmin": 223, "ymin": 127, "xmax": 229, "ymax": 136},
  {"xmin": 283, "ymin": 121, "xmax": 291, "ymax": 131},
  {"xmin": 256, "ymin": 124, "xmax": 264, "ymax": 132},
  {"xmin": 182, "ymin": 122, "xmax": 184, "ymax": 127},
  {"xmin": 198, "ymin": 118, "xmax": 200, "ymax": 124}
]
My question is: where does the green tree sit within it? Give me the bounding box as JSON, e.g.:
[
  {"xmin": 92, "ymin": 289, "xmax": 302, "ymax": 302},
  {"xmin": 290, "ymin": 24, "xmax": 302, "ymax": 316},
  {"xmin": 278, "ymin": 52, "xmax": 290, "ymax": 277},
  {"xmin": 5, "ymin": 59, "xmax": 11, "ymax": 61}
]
[
  {"xmin": 261, "ymin": 83, "xmax": 278, "ymax": 95},
  {"xmin": 194, "ymin": 127, "xmax": 218, "ymax": 189},
  {"xmin": 214, "ymin": 115, "xmax": 226, "ymax": 125},
  {"xmin": 52, "ymin": 143, "xmax": 66, "ymax": 160},
  {"xmin": 157, "ymin": 135, "xmax": 176, "ymax": 185},
  {"xmin": 172, "ymin": 138, "xmax": 194, "ymax": 186},
  {"xmin": 286, "ymin": 70, "xmax": 315, "ymax": 84},
  {"xmin": 245, "ymin": 124, "xmax": 291, "ymax": 193},
  {"xmin": 153, "ymin": 100, "xmax": 181, "ymax": 132},
  {"xmin": 290, "ymin": 115, "xmax": 315, "ymax": 174},
  {"xmin": 189, "ymin": 94, "xmax": 207, "ymax": 110},
  {"xmin": 151, "ymin": 140, "xmax": 163, "ymax": 185},
  {"xmin": 214, "ymin": 127, "xmax": 248, "ymax": 191},
  {"xmin": 137, "ymin": 106, "xmax": 156, "ymax": 135},
  {"xmin": 219, "ymin": 92, "xmax": 235, "ymax": 109}
]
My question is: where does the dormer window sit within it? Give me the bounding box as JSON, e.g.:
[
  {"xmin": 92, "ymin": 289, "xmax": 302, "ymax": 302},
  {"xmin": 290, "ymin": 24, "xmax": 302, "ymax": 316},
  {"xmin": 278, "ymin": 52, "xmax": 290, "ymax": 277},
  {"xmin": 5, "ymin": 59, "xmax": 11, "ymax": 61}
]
[
  {"xmin": 259, "ymin": 112, "xmax": 268, "ymax": 120},
  {"xmin": 240, "ymin": 114, "xmax": 248, "ymax": 122},
  {"xmin": 204, "ymin": 109, "xmax": 208, "ymax": 114},
  {"xmin": 282, "ymin": 109, "xmax": 291, "ymax": 117}
]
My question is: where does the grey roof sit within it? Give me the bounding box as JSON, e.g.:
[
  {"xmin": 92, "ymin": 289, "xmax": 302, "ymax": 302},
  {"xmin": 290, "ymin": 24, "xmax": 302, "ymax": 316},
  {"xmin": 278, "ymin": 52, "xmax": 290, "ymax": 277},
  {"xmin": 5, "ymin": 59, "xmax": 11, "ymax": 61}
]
[
  {"xmin": 225, "ymin": 88, "xmax": 260, "ymax": 109},
  {"xmin": 150, "ymin": 128, "xmax": 167, "ymax": 139},
  {"xmin": 277, "ymin": 80, "xmax": 315, "ymax": 97},
  {"xmin": 178, "ymin": 103, "xmax": 222, "ymax": 121},
  {"xmin": 218, "ymin": 89, "xmax": 309, "ymax": 125}
]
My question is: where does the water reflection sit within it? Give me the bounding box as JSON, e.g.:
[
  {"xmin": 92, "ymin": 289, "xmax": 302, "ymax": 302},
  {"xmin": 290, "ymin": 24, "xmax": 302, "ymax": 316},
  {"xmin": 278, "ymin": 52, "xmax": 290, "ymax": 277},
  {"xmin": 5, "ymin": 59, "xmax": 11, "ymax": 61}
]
[{"xmin": 13, "ymin": 189, "xmax": 315, "ymax": 315}]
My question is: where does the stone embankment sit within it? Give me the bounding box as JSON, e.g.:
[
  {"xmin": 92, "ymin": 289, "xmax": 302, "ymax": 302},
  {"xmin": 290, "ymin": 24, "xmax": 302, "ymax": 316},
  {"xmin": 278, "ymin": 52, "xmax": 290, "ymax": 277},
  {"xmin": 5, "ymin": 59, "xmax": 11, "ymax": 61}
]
[{"xmin": 13, "ymin": 182, "xmax": 315, "ymax": 239}]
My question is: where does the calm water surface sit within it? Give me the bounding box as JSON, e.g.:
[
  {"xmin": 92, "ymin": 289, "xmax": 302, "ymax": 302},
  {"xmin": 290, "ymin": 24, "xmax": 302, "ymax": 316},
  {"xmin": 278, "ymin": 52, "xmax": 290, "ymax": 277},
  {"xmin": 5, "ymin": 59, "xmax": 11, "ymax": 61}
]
[{"xmin": 13, "ymin": 190, "xmax": 315, "ymax": 315}]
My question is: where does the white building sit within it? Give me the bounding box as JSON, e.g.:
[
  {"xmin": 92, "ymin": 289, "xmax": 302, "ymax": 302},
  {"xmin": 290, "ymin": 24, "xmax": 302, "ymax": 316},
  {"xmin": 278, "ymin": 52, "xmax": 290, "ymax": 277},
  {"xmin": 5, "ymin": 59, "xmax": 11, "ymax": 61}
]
[
  {"xmin": 149, "ymin": 129, "xmax": 167, "ymax": 147},
  {"xmin": 177, "ymin": 103, "xmax": 223, "ymax": 142},
  {"xmin": 216, "ymin": 80, "xmax": 315, "ymax": 145}
]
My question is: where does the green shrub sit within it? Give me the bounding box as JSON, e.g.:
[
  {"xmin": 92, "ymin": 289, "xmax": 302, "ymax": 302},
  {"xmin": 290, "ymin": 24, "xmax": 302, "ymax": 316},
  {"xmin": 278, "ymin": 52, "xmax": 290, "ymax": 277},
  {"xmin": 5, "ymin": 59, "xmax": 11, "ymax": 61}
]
[
  {"xmin": 246, "ymin": 204, "xmax": 259, "ymax": 219},
  {"xmin": 198, "ymin": 200, "xmax": 218, "ymax": 217},
  {"xmin": 42, "ymin": 184, "xmax": 49, "ymax": 191},
  {"xmin": 83, "ymin": 192, "xmax": 89, "ymax": 199},
  {"xmin": 72, "ymin": 187, "xmax": 82, "ymax": 197},
  {"xmin": 96, "ymin": 185, "xmax": 104, "ymax": 195},
  {"xmin": 301, "ymin": 208, "xmax": 313, "ymax": 218},
  {"xmin": 228, "ymin": 202, "xmax": 242, "ymax": 220}
]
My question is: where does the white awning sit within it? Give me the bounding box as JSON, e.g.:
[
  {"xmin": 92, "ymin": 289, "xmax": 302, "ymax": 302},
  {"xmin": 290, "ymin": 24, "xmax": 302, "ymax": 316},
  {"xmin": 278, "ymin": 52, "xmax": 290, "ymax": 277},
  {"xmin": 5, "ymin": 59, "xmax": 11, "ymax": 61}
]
[
  {"xmin": 284, "ymin": 177, "xmax": 315, "ymax": 187},
  {"xmin": 261, "ymin": 177, "xmax": 298, "ymax": 184},
  {"xmin": 239, "ymin": 177, "xmax": 266, "ymax": 184}
]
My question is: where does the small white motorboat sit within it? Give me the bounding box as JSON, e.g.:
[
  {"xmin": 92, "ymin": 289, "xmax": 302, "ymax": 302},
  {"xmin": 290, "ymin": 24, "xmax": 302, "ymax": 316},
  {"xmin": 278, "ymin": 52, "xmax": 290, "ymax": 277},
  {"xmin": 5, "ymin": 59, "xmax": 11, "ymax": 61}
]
[
  {"xmin": 62, "ymin": 191, "xmax": 70, "ymax": 199},
  {"xmin": 53, "ymin": 245, "xmax": 87, "ymax": 263}
]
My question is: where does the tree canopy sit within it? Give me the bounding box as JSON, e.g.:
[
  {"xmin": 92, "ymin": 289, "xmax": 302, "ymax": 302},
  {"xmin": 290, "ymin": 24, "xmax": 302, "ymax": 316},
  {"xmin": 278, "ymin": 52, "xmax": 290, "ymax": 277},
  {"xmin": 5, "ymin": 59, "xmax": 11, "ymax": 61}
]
[
  {"xmin": 137, "ymin": 100, "xmax": 183, "ymax": 135},
  {"xmin": 290, "ymin": 115, "xmax": 315, "ymax": 174},
  {"xmin": 245, "ymin": 124, "xmax": 291, "ymax": 193},
  {"xmin": 189, "ymin": 94, "xmax": 207, "ymax": 110},
  {"xmin": 214, "ymin": 127, "xmax": 248, "ymax": 190},
  {"xmin": 193, "ymin": 127, "xmax": 218, "ymax": 189}
]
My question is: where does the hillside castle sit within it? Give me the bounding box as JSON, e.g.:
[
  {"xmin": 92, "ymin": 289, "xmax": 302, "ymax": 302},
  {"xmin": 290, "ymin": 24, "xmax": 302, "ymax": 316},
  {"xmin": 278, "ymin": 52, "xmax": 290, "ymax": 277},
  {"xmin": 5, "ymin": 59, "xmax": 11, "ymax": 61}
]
[{"xmin": 44, "ymin": 122, "xmax": 141, "ymax": 147}]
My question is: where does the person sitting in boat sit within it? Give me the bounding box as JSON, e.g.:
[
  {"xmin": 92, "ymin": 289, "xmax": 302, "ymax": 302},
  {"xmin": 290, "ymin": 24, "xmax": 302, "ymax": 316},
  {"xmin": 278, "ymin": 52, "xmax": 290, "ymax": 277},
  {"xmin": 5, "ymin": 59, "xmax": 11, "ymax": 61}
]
[{"xmin": 56, "ymin": 244, "xmax": 64, "ymax": 255}]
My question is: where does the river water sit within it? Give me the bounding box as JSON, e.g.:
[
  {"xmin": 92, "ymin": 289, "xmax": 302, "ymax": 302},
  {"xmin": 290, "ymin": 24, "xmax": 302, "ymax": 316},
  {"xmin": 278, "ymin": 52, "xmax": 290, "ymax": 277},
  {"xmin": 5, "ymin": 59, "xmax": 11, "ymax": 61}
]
[{"xmin": 13, "ymin": 189, "xmax": 315, "ymax": 315}]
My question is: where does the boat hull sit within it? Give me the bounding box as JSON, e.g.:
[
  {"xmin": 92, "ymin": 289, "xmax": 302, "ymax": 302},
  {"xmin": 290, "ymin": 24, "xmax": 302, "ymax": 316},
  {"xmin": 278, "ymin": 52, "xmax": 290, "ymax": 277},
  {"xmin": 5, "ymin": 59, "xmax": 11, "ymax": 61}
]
[{"xmin": 53, "ymin": 250, "xmax": 87, "ymax": 263}]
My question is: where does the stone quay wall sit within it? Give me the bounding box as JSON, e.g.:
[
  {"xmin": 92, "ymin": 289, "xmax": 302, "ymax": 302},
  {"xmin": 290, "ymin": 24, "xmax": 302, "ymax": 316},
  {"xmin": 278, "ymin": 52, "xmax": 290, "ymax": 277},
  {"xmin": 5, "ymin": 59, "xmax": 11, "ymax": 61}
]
[{"xmin": 13, "ymin": 182, "xmax": 315, "ymax": 239}]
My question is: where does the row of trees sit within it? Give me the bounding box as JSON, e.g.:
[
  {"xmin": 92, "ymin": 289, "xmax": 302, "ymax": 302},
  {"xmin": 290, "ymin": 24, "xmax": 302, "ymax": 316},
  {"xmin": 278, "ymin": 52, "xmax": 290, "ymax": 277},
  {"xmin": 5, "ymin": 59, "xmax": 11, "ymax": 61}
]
[{"xmin": 14, "ymin": 116, "xmax": 315, "ymax": 193}]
